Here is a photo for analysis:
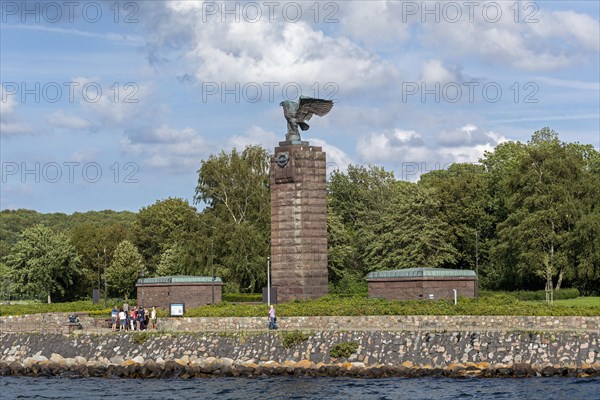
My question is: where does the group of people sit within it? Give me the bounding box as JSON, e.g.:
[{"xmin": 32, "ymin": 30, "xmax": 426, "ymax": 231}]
[{"xmin": 111, "ymin": 305, "xmax": 157, "ymax": 332}]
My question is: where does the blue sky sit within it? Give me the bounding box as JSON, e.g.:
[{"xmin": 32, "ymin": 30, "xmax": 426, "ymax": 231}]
[{"xmin": 1, "ymin": 0, "xmax": 599, "ymax": 213}]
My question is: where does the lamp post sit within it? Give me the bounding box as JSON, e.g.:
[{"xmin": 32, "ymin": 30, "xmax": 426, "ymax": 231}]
[
  {"xmin": 140, "ymin": 268, "xmax": 145, "ymax": 308},
  {"xmin": 266, "ymin": 256, "xmax": 271, "ymax": 306},
  {"xmin": 475, "ymin": 231, "xmax": 479, "ymax": 276},
  {"xmin": 7, "ymin": 278, "xmax": 11, "ymax": 305},
  {"xmin": 103, "ymin": 247, "xmax": 107, "ymax": 307},
  {"xmin": 97, "ymin": 252, "xmax": 101, "ymax": 296},
  {"xmin": 210, "ymin": 239, "xmax": 215, "ymax": 304}
]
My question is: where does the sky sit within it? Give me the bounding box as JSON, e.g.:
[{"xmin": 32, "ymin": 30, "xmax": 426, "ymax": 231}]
[{"xmin": 1, "ymin": 0, "xmax": 599, "ymax": 214}]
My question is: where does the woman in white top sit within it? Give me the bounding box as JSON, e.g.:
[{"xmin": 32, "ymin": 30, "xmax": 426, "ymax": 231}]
[{"xmin": 118, "ymin": 310, "xmax": 127, "ymax": 331}]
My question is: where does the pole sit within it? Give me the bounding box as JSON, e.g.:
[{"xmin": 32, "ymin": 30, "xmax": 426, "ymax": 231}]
[
  {"xmin": 141, "ymin": 268, "xmax": 145, "ymax": 308},
  {"xmin": 97, "ymin": 252, "xmax": 100, "ymax": 295},
  {"xmin": 211, "ymin": 239, "xmax": 215, "ymax": 304},
  {"xmin": 103, "ymin": 247, "xmax": 107, "ymax": 307},
  {"xmin": 475, "ymin": 231, "xmax": 479, "ymax": 276},
  {"xmin": 7, "ymin": 278, "xmax": 11, "ymax": 305},
  {"xmin": 267, "ymin": 256, "xmax": 271, "ymax": 306}
]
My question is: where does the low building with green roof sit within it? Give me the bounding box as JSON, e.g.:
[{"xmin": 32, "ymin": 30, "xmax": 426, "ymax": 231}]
[
  {"xmin": 366, "ymin": 268, "xmax": 478, "ymax": 301},
  {"xmin": 136, "ymin": 275, "xmax": 223, "ymax": 311}
]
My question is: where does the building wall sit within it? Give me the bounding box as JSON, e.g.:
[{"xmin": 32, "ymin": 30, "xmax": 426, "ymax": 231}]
[
  {"xmin": 270, "ymin": 144, "xmax": 328, "ymax": 302},
  {"xmin": 136, "ymin": 283, "xmax": 223, "ymax": 310},
  {"xmin": 368, "ymin": 277, "xmax": 478, "ymax": 300}
]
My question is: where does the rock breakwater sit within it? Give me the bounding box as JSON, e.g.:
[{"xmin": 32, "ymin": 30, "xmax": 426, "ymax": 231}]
[{"xmin": 1, "ymin": 330, "xmax": 598, "ymax": 378}]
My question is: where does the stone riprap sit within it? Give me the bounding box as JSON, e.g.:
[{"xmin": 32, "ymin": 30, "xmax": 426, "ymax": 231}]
[{"xmin": 1, "ymin": 330, "xmax": 599, "ymax": 378}]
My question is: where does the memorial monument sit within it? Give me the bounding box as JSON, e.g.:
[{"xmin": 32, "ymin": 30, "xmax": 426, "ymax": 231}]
[{"xmin": 270, "ymin": 96, "xmax": 333, "ymax": 302}]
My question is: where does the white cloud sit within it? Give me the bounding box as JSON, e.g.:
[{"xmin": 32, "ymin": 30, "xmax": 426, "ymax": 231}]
[
  {"xmin": 357, "ymin": 129, "xmax": 429, "ymax": 163},
  {"xmin": 530, "ymin": 10, "xmax": 599, "ymax": 52},
  {"xmin": 338, "ymin": 1, "xmax": 411, "ymax": 48},
  {"xmin": 536, "ymin": 77, "xmax": 600, "ymax": 91},
  {"xmin": 49, "ymin": 110, "xmax": 91, "ymax": 130},
  {"xmin": 228, "ymin": 126, "xmax": 279, "ymax": 150},
  {"xmin": 436, "ymin": 124, "xmax": 501, "ymax": 147},
  {"xmin": 358, "ymin": 125, "xmax": 508, "ymax": 177},
  {"xmin": 419, "ymin": 3, "xmax": 599, "ymax": 71},
  {"xmin": 419, "ymin": 59, "xmax": 457, "ymax": 84},
  {"xmin": 121, "ymin": 124, "xmax": 208, "ymax": 170},
  {"xmin": 310, "ymin": 138, "xmax": 353, "ymax": 172},
  {"xmin": 0, "ymin": 86, "xmax": 34, "ymax": 135},
  {"xmin": 141, "ymin": 2, "xmax": 400, "ymax": 96},
  {"xmin": 5, "ymin": 25, "xmax": 144, "ymax": 45}
]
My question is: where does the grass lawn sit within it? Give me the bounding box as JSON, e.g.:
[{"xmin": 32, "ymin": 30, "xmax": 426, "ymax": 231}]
[{"xmin": 524, "ymin": 297, "xmax": 600, "ymax": 307}]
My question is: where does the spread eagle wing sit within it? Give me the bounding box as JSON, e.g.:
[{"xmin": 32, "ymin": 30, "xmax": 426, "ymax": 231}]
[{"xmin": 296, "ymin": 96, "xmax": 334, "ymax": 122}]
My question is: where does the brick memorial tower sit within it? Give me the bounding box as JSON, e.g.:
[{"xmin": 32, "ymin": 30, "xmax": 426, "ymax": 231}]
[
  {"xmin": 270, "ymin": 96, "xmax": 333, "ymax": 302},
  {"xmin": 270, "ymin": 141, "xmax": 328, "ymax": 302}
]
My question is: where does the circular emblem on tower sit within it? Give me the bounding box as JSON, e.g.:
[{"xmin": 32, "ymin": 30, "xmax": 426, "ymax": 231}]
[{"xmin": 276, "ymin": 152, "xmax": 289, "ymax": 168}]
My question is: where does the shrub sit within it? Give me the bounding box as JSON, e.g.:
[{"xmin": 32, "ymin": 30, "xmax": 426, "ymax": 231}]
[
  {"xmin": 133, "ymin": 331, "xmax": 150, "ymax": 344},
  {"xmin": 511, "ymin": 288, "xmax": 580, "ymax": 301},
  {"xmin": 222, "ymin": 293, "xmax": 262, "ymax": 302},
  {"xmin": 330, "ymin": 342, "xmax": 359, "ymax": 359},
  {"xmin": 281, "ymin": 330, "xmax": 311, "ymax": 348}
]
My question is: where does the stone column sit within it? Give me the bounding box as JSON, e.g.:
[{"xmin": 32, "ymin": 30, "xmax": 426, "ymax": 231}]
[{"xmin": 270, "ymin": 143, "xmax": 328, "ymax": 302}]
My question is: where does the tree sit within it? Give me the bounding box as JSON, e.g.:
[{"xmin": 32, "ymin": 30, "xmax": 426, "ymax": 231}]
[
  {"xmin": 195, "ymin": 145, "xmax": 270, "ymax": 225},
  {"xmin": 327, "ymin": 165, "xmax": 398, "ymax": 284},
  {"xmin": 489, "ymin": 128, "xmax": 589, "ymax": 291},
  {"xmin": 419, "ymin": 163, "xmax": 495, "ymax": 272},
  {"xmin": 362, "ymin": 182, "xmax": 459, "ymax": 271},
  {"xmin": 132, "ymin": 198, "xmax": 203, "ymax": 276},
  {"xmin": 70, "ymin": 223, "xmax": 130, "ymax": 299},
  {"xmin": 194, "ymin": 146, "xmax": 271, "ymax": 292},
  {"xmin": 105, "ymin": 240, "xmax": 144, "ymax": 300},
  {"xmin": 5, "ymin": 224, "xmax": 81, "ymax": 303}
]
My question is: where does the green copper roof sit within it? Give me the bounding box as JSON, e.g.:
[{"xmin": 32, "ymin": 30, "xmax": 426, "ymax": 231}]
[
  {"xmin": 366, "ymin": 268, "xmax": 477, "ymax": 279},
  {"xmin": 136, "ymin": 275, "xmax": 222, "ymax": 285}
]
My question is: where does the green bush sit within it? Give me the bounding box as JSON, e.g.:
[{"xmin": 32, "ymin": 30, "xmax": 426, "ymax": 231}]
[
  {"xmin": 511, "ymin": 288, "xmax": 580, "ymax": 301},
  {"xmin": 1, "ymin": 291, "xmax": 598, "ymax": 318},
  {"xmin": 328, "ymin": 275, "xmax": 368, "ymax": 296},
  {"xmin": 281, "ymin": 330, "xmax": 311, "ymax": 348},
  {"xmin": 133, "ymin": 331, "xmax": 151, "ymax": 344},
  {"xmin": 222, "ymin": 293, "xmax": 262, "ymax": 302},
  {"xmin": 330, "ymin": 342, "xmax": 359, "ymax": 359}
]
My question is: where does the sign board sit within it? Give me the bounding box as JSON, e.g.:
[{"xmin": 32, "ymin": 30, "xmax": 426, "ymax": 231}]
[{"xmin": 170, "ymin": 303, "xmax": 185, "ymax": 317}]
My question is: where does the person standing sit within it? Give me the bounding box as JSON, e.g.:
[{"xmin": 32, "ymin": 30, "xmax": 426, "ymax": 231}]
[
  {"xmin": 118, "ymin": 309, "xmax": 126, "ymax": 332},
  {"xmin": 150, "ymin": 306, "xmax": 157, "ymax": 330},
  {"xmin": 111, "ymin": 307, "xmax": 117, "ymax": 332},
  {"xmin": 268, "ymin": 305, "xmax": 277, "ymax": 330}
]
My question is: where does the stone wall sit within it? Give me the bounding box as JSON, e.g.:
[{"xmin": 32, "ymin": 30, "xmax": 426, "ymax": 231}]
[
  {"xmin": 1, "ymin": 330, "xmax": 599, "ymax": 378},
  {"xmin": 1, "ymin": 314, "xmax": 599, "ymax": 334}
]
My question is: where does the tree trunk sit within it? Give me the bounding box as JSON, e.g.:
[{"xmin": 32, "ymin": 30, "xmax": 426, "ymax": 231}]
[
  {"xmin": 556, "ymin": 268, "xmax": 564, "ymax": 290},
  {"xmin": 47, "ymin": 291, "xmax": 51, "ymax": 304}
]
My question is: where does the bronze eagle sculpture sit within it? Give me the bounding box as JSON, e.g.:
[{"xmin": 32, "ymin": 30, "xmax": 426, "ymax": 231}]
[{"xmin": 279, "ymin": 96, "xmax": 334, "ymax": 142}]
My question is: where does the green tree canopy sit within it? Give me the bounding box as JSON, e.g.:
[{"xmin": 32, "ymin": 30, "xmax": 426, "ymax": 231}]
[
  {"xmin": 132, "ymin": 197, "xmax": 203, "ymax": 276},
  {"xmin": 106, "ymin": 240, "xmax": 144, "ymax": 300},
  {"xmin": 195, "ymin": 145, "xmax": 270, "ymax": 292},
  {"xmin": 5, "ymin": 224, "xmax": 81, "ymax": 303}
]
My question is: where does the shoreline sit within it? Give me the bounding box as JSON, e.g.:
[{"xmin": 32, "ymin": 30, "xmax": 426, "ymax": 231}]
[
  {"xmin": 2, "ymin": 357, "xmax": 599, "ymax": 379},
  {"xmin": 2, "ymin": 330, "xmax": 599, "ymax": 379}
]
